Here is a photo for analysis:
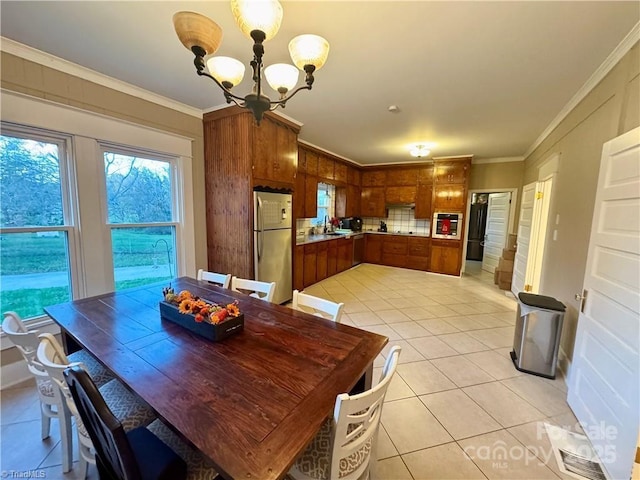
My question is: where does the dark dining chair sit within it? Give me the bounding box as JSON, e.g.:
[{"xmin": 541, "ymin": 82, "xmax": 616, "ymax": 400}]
[{"xmin": 63, "ymin": 365, "xmax": 187, "ymax": 480}]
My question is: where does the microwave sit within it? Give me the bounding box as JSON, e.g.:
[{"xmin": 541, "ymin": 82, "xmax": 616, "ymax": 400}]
[{"xmin": 432, "ymin": 212, "xmax": 463, "ymax": 239}]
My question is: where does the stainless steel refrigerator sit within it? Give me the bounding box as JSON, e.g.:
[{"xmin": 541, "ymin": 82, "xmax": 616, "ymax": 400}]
[{"xmin": 253, "ymin": 191, "xmax": 292, "ymax": 304}]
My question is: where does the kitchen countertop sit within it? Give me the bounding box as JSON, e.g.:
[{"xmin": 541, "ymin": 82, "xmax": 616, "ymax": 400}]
[{"xmin": 296, "ymin": 230, "xmax": 430, "ymax": 246}]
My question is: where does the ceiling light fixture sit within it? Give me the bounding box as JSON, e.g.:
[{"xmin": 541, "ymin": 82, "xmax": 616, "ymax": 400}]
[
  {"xmin": 409, "ymin": 144, "xmax": 431, "ymax": 158},
  {"xmin": 173, "ymin": 0, "xmax": 330, "ymax": 125}
]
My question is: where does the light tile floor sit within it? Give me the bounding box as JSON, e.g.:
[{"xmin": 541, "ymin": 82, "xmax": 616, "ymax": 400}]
[{"xmin": 1, "ymin": 261, "xmax": 581, "ymax": 479}]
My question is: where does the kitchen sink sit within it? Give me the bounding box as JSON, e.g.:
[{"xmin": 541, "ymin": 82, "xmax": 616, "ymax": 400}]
[{"xmin": 325, "ymin": 232, "xmax": 343, "ymax": 236}]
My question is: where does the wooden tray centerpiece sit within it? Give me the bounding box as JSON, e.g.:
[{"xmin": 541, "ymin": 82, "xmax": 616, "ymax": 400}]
[{"xmin": 159, "ymin": 286, "xmax": 244, "ymax": 341}]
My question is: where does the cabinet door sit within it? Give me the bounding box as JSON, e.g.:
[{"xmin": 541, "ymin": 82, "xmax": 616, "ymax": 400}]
[
  {"xmin": 417, "ymin": 166, "xmax": 433, "ymax": 185},
  {"xmin": 334, "ymin": 162, "xmax": 348, "ymax": 184},
  {"xmin": 304, "ymin": 175, "xmax": 318, "ymax": 218},
  {"xmin": 316, "ymin": 241, "xmax": 328, "ymax": 282},
  {"xmin": 429, "ymin": 240, "xmax": 461, "ymax": 276},
  {"xmin": 348, "ymin": 166, "xmax": 361, "ymax": 186},
  {"xmin": 294, "ymin": 172, "xmax": 306, "ymax": 219},
  {"xmin": 346, "ymin": 185, "xmax": 361, "ymax": 217},
  {"xmin": 252, "ymin": 119, "xmax": 277, "ymax": 181},
  {"xmin": 385, "ymin": 186, "xmax": 416, "ymax": 204},
  {"xmin": 298, "ymin": 147, "xmax": 307, "ymax": 173},
  {"xmin": 415, "ymin": 184, "xmax": 433, "ymax": 219},
  {"xmin": 408, "ymin": 237, "xmax": 430, "ymax": 271},
  {"xmin": 276, "ymin": 125, "xmax": 297, "ymax": 184},
  {"xmin": 305, "ymin": 151, "xmax": 319, "ymax": 176},
  {"xmin": 361, "ymin": 187, "xmax": 386, "ymax": 217},
  {"xmin": 433, "ymin": 185, "xmax": 466, "ymax": 211},
  {"xmin": 294, "ymin": 245, "xmax": 305, "ymax": 291},
  {"xmin": 364, "ymin": 235, "xmax": 382, "ymax": 264},
  {"xmin": 386, "ymin": 168, "xmax": 418, "ymax": 186},
  {"xmin": 317, "ymin": 155, "xmax": 334, "ymax": 181},
  {"xmin": 303, "ymin": 243, "xmax": 317, "ymax": 287},
  {"xmin": 337, "ymin": 238, "xmax": 353, "ymax": 272},
  {"xmin": 362, "ymin": 170, "xmax": 386, "ymax": 187},
  {"xmin": 327, "ymin": 240, "xmax": 338, "ymax": 276},
  {"xmin": 434, "ymin": 160, "xmax": 470, "ymax": 184},
  {"xmin": 382, "ymin": 236, "xmax": 408, "ymax": 255}
]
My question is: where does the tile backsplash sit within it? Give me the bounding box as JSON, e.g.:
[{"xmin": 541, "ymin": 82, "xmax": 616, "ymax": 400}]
[
  {"xmin": 363, "ymin": 207, "xmax": 430, "ymax": 235},
  {"xmin": 296, "ymin": 207, "xmax": 430, "ymax": 235}
]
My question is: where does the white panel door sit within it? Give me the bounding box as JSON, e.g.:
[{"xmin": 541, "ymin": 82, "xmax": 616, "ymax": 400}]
[
  {"xmin": 482, "ymin": 192, "xmax": 511, "ymax": 273},
  {"xmin": 567, "ymin": 126, "xmax": 640, "ymax": 480},
  {"xmin": 512, "ymin": 183, "xmax": 537, "ymax": 295}
]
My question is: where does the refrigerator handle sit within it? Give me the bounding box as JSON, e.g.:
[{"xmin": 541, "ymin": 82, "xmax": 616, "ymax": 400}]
[{"xmin": 257, "ymin": 196, "xmax": 264, "ymax": 261}]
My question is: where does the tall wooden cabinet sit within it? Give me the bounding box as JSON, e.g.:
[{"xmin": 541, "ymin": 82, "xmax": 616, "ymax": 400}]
[{"xmin": 203, "ymin": 107, "xmax": 300, "ymax": 279}]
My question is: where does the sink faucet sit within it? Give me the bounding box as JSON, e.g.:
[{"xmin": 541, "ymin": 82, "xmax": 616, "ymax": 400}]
[{"xmin": 324, "ymin": 215, "xmax": 329, "ymax": 233}]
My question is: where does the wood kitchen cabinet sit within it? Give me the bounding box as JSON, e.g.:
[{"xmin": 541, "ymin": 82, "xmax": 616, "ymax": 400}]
[
  {"xmin": 304, "ymin": 175, "xmax": 318, "ymax": 218},
  {"xmin": 337, "ymin": 237, "xmax": 353, "ymax": 273},
  {"xmin": 304, "ymin": 243, "xmax": 318, "ymax": 287},
  {"xmin": 386, "ymin": 168, "xmax": 418, "ymax": 186},
  {"xmin": 430, "ymin": 239, "xmax": 461, "ymax": 276},
  {"xmin": 433, "ymin": 158, "xmax": 470, "ymax": 185},
  {"xmin": 433, "ymin": 185, "xmax": 466, "ymax": 211},
  {"xmin": 408, "ymin": 237, "xmax": 430, "ymax": 271},
  {"xmin": 316, "ymin": 241, "xmax": 328, "ymax": 282},
  {"xmin": 253, "ymin": 116, "xmax": 298, "ymax": 185},
  {"xmin": 385, "ymin": 186, "xmax": 416, "ymax": 204},
  {"xmin": 382, "ymin": 236, "xmax": 408, "ymax": 268},
  {"xmin": 361, "ymin": 187, "xmax": 386, "ymax": 217},
  {"xmin": 294, "ymin": 245, "xmax": 305, "ymax": 291},
  {"xmin": 346, "ymin": 184, "xmax": 361, "ymax": 216},
  {"xmin": 203, "ymin": 107, "xmax": 301, "ymax": 280},
  {"xmin": 317, "ymin": 155, "xmax": 334, "ymax": 181},
  {"xmin": 415, "ymin": 184, "xmax": 433, "ymax": 219},
  {"xmin": 334, "ymin": 162, "xmax": 348, "ymax": 184},
  {"xmin": 348, "ymin": 166, "xmax": 361, "ymax": 186},
  {"xmin": 364, "ymin": 235, "xmax": 382, "ymax": 263},
  {"xmin": 327, "ymin": 239, "xmax": 338, "ymax": 276},
  {"xmin": 362, "ymin": 170, "xmax": 386, "ymax": 187},
  {"xmin": 417, "ymin": 166, "xmax": 433, "ymax": 185},
  {"xmin": 294, "ymin": 171, "xmax": 306, "ymax": 219}
]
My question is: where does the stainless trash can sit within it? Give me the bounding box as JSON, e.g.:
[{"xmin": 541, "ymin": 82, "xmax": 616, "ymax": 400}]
[{"xmin": 510, "ymin": 292, "xmax": 566, "ymax": 379}]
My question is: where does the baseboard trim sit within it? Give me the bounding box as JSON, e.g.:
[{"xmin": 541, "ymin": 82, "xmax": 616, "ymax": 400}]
[
  {"xmin": 1, "ymin": 359, "xmax": 31, "ymax": 389},
  {"xmin": 558, "ymin": 347, "xmax": 571, "ymax": 387}
]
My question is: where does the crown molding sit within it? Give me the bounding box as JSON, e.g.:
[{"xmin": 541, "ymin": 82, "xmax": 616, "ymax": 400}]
[
  {"xmin": 524, "ymin": 21, "xmax": 640, "ymax": 159},
  {"xmin": 473, "ymin": 156, "xmax": 524, "ymax": 165},
  {"xmin": 203, "ymin": 103, "xmax": 305, "ymax": 128},
  {"xmin": 0, "ymin": 37, "xmax": 203, "ymax": 119},
  {"xmin": 297, "ymin": 139, "xmax": 362, "ymax": 166}
]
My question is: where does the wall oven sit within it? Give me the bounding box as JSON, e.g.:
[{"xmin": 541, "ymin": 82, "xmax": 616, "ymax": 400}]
[{"xmin": 432, "ymin": 212, "xmax": 463, "ymax": 240}]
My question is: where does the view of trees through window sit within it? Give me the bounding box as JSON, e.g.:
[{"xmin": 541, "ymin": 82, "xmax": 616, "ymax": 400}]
[
  {"xmin": 0, "ymin": 133, "xmax": 179, "ymax": 319},
  {"xmin": 103, "ymin": 152, "xmax": 176, "ymax": 292},
  {"xmin": 0, "ymin": 134, "xmax": 72, "ymax": 318}
]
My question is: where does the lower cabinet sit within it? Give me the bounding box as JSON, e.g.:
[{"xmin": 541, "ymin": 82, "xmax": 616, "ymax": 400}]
[
  {"xmin": 316, "ymin": 241, "xmax": 328, "ymax": 282},
  {"xmin": 429, "ymin": 239, "xmax": 461, "ymax": 276},
  {"xmin": 382, "ymin": 236, "xmax": 408, "ymax": 268},
  {"xmin": 327, "ymin": 240, "xmax": 338, "ymax": 277},
  {"xmin": 304, "ymin": 243, "xmax": 317, "ymax": 287},
  {"xmin": 364, "ymin": 235, "xmax": 382, "ymax": 263},
  {"xmin": 337, "ymin": 237, "xmax": 353, "ymax": 273},
  {"xmin": 294, "ymin": 245, "xmax": 304, "ymax": 291}
]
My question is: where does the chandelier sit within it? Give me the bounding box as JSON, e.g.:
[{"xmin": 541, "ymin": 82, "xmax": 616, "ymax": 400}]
[{"xmin": 173, "ymin": 0, "xmax": 330, "ymax": 125}]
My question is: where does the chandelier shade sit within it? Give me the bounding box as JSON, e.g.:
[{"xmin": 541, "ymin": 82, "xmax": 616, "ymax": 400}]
[
  {"xmin": 207, "ymin": 57, "xmax": 246, "ymax": 88},
  {"xmin": 410, "ymin": 144, "xmax": 431, "ymax": 158},
  {"xmin": 264, "ymin": 64, "xmax": 299, "ymax": 94},
  {"xmin": 289, "ymin": 34, "xmax": 330, "ymax": 71},
  {"xmin": 230, "ymin": 0, "xmax": 283, "ymax": 41},
  {"xmin": 173, "ymin": 11, "xmax": 223, "ymax": 55}
]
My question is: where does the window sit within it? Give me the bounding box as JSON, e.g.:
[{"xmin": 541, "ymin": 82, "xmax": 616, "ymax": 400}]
[
  {"xmin": 0, "ymin": 128, "xmax": 76, "ymax": 319},
  {"xmin": 313, "ymin": 182, "xmax": 335, "ymax": 226},
  {"xmin": 103, "ymin": 149, "xmax": 177, "ymax": 290}
]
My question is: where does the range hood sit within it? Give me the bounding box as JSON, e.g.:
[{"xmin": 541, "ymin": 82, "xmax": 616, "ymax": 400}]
[{"xmin": 385, "ymin": 203, "xmax": 415, "ymax": 208}]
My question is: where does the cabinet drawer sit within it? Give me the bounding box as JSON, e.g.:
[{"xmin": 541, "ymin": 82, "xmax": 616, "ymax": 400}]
[
  {"xmin": 408, "ymin": 237, "xmax": 429, "ymax": 256},
  {"xmin": 382, "ymin": 238, "xmax": 408, "ymax": 255},
  {"xmin": 381, "ymin": 253, "xmax": 407, "ymax": 268},
  {"xmin": 407, "ymin": 256, "xmax": 429, "ymax": 271}
]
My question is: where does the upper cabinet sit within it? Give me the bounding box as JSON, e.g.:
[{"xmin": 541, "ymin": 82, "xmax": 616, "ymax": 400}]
[
  {"xmin": 433, "ymin": 158, "xmax": 470, "ymax": 185},
  {"xmin": 362, "ymin": 170, "xmax": 386, "ymax": 187},
  {"xmin": 252, "ymin": 115, "xmax": 298, "ymax": 186},
  {"xmin": 334, "ymin": 162, "xmax": 348, "ymax": 184},
  {"xmin": 317, "ymin": 155, "xmax": 334, "ymax": 181},
  {"xmin": 386, "ymin": 168, "xmax": 418, "ymax": 186}
]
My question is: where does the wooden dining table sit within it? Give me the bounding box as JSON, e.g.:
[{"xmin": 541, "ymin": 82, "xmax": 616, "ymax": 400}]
[{"xmin": 44, "ymin": 276, "xmax": 387, "ymax": 480}]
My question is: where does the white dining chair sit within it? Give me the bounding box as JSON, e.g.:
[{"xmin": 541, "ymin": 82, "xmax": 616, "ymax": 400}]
[
  {"xmin": 197, "ymin": 268, "xmax": 232, "ymax": 289},
  {"xmin": 230, "ymin": 277, "xmax": 276, "ymax": 303},
  {"xmin": 2, "ymin": 312, "xmax": 112, "ymax": 441},
  {"xmin": 37, "ymin": 333, "xmax": 157, "ymax": 477},
  {"xmin": 288, "ymin": 346, "xmax": 402, "ymax": 480},
  {"xmin": 292, "ymin": 290, "xmax": 345, "ymax": 323}
]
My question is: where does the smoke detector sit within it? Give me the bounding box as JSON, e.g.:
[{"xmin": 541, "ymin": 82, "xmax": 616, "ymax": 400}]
[{"xmin": 388, "ymin": 105, "xmax": 400, "ymax": 113}]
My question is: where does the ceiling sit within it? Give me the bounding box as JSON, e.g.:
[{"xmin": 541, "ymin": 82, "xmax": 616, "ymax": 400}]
[{"xmin": 1, "ymin": 2, "xmax": 638, "ymax": 165}]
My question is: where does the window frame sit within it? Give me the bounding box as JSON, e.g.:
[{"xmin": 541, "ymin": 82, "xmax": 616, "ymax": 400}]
[
  {"xmin": 0, "ymin": 123, "xmax": 84, "ymax": 309},
  {"xmin": 98, "ymin": 143, "xmax": 181, "ymax": 290}
]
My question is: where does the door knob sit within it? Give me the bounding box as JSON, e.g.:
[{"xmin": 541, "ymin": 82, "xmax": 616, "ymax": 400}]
[{"xmin": 574, "ymin": 293, "xmax": 585, "ymax": 301}]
